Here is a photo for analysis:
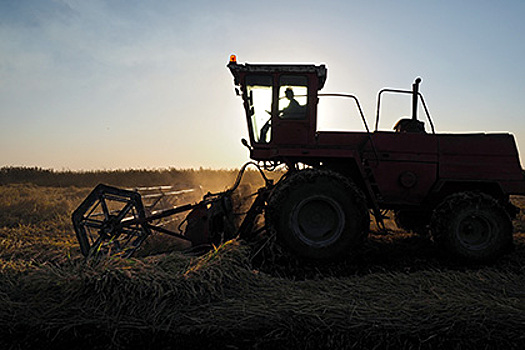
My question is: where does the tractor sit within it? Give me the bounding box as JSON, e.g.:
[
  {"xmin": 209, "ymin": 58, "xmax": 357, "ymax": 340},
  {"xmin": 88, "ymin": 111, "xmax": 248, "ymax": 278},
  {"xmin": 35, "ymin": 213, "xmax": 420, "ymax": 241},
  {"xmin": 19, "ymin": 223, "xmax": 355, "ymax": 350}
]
[{"xmin": 72, "ymin": 55, "xmax": 525, "ymax": 263}]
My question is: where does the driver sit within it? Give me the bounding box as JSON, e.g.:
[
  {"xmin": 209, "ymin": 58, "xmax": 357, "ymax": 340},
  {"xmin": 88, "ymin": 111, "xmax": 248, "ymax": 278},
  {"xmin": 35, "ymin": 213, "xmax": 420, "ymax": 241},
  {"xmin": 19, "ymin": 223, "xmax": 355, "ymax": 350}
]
[
  {"xmin": 260, "ymin": 87, "xmax": 306, "ymax": 142},
  {"xmin": 279, "ymin": 88, "xmax": 305, "ymax": 119}
]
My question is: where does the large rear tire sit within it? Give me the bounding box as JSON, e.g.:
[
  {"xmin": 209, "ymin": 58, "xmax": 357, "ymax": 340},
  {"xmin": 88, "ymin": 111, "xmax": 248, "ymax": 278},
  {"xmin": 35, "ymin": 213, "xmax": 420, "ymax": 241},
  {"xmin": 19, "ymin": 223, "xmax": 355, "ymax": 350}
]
[
  {"xmin": 266, "ymin": 169, "xmax": 369, "ymax": 261},
  {"xmin": 430, "ymin": 192, "xmax": 513, "ymax": 263}
]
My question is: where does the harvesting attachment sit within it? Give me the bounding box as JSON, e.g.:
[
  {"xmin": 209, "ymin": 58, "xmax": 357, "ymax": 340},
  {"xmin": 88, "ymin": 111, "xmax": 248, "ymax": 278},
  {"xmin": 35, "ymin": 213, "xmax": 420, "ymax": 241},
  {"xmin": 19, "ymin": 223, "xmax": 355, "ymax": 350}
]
[{"xmin": 72, "ymin": 162, "xmax": 273, "ymax": 258}]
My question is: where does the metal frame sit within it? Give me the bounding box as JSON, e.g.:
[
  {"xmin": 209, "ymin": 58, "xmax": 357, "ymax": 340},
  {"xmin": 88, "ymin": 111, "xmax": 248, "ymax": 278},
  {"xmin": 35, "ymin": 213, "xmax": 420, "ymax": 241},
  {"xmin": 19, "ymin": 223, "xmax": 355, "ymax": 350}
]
[{"xmin": 374, "ymin": 80, "xmax": 435, "ymax": 133}]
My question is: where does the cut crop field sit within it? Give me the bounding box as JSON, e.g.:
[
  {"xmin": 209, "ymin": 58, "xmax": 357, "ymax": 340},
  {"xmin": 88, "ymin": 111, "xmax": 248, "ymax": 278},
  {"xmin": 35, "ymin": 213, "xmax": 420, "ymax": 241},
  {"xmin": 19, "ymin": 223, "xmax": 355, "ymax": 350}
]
[{"xmin": 0, "ymin": 168, "xmax": 524, "ymax": 349}]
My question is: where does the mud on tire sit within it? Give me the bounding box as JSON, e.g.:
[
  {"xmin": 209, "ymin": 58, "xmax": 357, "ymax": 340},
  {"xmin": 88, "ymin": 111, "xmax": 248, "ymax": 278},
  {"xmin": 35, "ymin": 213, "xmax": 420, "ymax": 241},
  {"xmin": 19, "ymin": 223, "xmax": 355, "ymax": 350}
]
[
  {"xmin": 430, "ymin": 192, "xmax": 513, "ymax": 263},
  {"xmin": 266, "ymin": 169, "xmax": 369, "ymax": 261}
]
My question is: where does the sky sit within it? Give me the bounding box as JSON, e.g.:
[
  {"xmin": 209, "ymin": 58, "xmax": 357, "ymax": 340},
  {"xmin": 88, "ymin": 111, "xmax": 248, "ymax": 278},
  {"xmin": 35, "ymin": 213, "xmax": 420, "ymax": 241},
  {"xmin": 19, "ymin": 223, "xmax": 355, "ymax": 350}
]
[{"xmin": 1, "ymin": 0, "xmax": 525, "ymax": 170}]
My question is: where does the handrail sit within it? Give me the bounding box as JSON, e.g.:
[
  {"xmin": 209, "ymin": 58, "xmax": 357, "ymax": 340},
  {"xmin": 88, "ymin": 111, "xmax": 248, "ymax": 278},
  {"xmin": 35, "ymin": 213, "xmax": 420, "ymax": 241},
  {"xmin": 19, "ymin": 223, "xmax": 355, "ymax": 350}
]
[
  {"xmin": 318, "ymin": 93, "xmax": 378, "ymax": 162},
  {"xmin": 318, "ymin": 93, "xmax": 371, "ymax": 134},
  {"xmin": 375, "ymin": 89, "xmax": 435, "ymax": 133},
  {"xmin": 419, "ymin": 94, "xmax": 435, "ymax": 134}
]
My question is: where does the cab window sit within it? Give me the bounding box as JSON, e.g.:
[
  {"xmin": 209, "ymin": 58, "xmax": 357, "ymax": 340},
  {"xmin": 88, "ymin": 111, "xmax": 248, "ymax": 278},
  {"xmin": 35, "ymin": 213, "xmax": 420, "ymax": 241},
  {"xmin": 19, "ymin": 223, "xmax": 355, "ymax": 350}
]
[
  {"xmin": 278, "ymin": 75, "xmax": 307, "ymax": 120},
  {"xmin": 245, "ymin": 75, "xmax": 273, "ymax": 143}
]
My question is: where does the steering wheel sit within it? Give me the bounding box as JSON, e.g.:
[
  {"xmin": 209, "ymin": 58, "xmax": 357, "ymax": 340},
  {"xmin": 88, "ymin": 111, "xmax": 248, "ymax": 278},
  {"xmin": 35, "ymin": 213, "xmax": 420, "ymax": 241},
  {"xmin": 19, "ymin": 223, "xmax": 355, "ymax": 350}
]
[{"xmin": 259, "ymin": 118, "xmax": 271, "ymax": 142}]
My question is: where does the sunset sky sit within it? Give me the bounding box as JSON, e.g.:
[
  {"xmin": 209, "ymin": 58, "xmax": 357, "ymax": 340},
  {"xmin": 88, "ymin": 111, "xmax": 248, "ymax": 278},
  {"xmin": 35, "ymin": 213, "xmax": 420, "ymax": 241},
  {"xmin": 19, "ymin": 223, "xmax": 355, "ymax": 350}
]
[{"xmin": 1, "ymin": 0, "xmax": 525, "ymax": 170}]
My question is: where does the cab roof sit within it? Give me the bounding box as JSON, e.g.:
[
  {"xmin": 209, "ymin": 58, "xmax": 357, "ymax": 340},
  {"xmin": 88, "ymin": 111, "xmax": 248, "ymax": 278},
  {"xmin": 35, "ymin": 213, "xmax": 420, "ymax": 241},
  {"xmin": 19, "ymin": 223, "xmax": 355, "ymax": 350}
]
[{"xmin": 228, "ymin": 61, "xmax": 327, "ymax": 90}]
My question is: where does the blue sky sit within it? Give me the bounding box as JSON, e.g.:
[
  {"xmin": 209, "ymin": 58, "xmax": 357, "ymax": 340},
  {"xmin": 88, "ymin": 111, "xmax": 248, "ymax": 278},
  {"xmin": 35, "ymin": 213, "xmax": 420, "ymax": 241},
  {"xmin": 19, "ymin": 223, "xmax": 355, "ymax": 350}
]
[{"xmin": 1, "ymin": 0, "xmax": 525, "ymax": 170}]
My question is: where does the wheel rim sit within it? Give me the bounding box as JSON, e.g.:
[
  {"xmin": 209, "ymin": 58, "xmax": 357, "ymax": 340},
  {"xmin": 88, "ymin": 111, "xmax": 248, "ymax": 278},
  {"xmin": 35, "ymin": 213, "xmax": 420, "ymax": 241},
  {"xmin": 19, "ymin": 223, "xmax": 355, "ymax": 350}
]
[
  {"xmin": 290, "ymin": 195, "xmax": 345, "ymax": 247},
  {"xmin": 456, "ymin": 213, "xmax": 494, "ymax": 250}
]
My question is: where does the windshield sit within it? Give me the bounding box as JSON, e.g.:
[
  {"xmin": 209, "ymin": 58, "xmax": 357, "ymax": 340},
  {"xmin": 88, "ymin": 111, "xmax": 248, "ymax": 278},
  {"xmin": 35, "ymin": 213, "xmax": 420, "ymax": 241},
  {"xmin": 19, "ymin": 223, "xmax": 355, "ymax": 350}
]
[{"xmin": 246, "ymin": 75, "xmax": 273, "ymax": 143}]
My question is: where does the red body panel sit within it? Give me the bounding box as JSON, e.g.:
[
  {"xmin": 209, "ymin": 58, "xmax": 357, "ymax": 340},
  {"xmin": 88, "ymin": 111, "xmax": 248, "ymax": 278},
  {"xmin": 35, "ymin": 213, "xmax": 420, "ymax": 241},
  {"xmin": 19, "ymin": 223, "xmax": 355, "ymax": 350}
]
[
  {"xmin": 251, "ymin": 128, "xmax": 525, "ymax": 207},
  {"xmin": 438, "ymin": 134, "xmax": 523, "ymax": 181},
  {"xmin": 364, "ymin": 132, "xmax": 438, "ymax": 205}
]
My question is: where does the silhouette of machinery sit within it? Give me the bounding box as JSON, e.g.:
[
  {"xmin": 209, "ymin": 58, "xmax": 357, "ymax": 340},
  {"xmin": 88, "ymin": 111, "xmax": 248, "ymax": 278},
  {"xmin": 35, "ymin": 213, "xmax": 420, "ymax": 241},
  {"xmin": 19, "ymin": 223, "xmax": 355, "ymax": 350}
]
[{"xmin": 73, "ymin": 56, "xmax": 525, "ymax": 264}]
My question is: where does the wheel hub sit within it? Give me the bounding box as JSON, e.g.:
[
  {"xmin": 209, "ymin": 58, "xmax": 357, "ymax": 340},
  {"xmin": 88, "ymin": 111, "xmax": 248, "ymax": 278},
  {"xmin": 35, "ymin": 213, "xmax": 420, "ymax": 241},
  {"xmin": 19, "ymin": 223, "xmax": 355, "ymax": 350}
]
[
  {"xmin": 290, "ymin": 195, "xmax": 345, "ymax": 247},
  {"xmin": 457, "ymin": 213, "xmax": 493, "ymax": 250}
]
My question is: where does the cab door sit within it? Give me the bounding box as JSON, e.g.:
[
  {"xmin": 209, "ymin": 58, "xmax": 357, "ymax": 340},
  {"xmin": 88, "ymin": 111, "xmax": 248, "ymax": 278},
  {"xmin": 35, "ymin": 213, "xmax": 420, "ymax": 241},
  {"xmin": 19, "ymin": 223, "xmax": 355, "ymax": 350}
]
[{"xmin": 272, "ymin": 74, "xmax": 315, "ymax": 146}]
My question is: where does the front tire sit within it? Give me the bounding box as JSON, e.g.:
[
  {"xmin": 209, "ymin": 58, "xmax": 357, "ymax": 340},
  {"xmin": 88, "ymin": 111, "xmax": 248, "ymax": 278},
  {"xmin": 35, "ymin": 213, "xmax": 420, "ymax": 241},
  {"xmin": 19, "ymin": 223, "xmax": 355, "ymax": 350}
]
[
  {"xmin": 266, "ymin": 169, "xmax": 369, "ymax": 261},
  {"xmin": 430, "ymin": 192, "xmax": 513, "ymax": 263}
]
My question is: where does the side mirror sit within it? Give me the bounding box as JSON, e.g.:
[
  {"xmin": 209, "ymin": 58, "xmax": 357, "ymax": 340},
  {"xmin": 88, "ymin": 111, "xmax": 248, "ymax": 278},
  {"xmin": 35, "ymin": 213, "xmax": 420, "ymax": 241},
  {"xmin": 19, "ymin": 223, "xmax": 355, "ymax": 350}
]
[{"xmin": 241, "ymin": 138, "xmax": 252, "ymax": 151}]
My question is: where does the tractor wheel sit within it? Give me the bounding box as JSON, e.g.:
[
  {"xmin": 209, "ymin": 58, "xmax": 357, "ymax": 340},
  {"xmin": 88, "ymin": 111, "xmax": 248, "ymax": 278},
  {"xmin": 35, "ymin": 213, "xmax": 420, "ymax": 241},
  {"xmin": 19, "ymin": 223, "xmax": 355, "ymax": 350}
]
[
  {"xmin": 394, "ymin": 210, "xmax": 430, "ymax": 234},
  {"xmin": 430, "ymin": 192, "xmax": 513, "ymax": 263},
  {"xmin": 266, "ymin": 169, "xmax": 369, "ymax": 261}
]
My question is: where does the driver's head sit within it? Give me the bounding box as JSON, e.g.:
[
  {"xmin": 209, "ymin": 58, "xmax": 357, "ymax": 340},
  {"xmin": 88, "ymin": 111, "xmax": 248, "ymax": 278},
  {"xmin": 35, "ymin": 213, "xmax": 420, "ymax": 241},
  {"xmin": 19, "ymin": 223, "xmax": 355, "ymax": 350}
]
[{"xmin": 285, "ymin": 88, "xmax": 294, "ymax": 100}]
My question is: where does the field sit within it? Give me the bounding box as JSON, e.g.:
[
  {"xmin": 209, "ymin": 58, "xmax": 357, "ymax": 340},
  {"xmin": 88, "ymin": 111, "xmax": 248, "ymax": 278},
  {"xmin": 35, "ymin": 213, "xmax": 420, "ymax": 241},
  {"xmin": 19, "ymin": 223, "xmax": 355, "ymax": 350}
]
[{"xmin": 0, "ymin": 167, "xmax": 524, "ymax": 349}]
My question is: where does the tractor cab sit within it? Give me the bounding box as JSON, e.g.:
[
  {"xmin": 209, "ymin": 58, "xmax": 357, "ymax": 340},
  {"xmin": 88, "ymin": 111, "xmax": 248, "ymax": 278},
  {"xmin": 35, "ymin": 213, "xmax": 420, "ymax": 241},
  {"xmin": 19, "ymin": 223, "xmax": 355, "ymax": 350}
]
[
  {"xmin": 228, "ymin": 55, "xmax": 326, "ymax": 151},
  {"xmin": 228, "ymin": 55, "xmax": 431, "ymax": 159}
]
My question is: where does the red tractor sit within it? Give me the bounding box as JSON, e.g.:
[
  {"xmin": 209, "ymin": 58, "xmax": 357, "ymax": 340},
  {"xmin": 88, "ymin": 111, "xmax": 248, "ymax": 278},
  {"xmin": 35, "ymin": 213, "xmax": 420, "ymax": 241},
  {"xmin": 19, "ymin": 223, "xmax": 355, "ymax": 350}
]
[
  {"xmin": 227, "ymin": 55, "xmax": 524, "ymax": 262},
  {"xmin": 73, "ymin": 56, "xmax": 525, "ymax": 264}
]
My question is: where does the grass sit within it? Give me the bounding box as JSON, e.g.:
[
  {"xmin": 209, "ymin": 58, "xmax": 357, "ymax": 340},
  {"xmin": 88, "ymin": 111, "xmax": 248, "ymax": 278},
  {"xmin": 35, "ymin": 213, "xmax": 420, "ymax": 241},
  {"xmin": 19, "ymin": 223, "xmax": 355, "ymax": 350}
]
[{"xmin": 0, "ymin": 167, "xmax": 524, "ymax": 349}]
